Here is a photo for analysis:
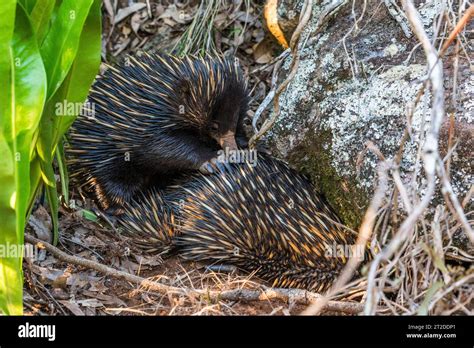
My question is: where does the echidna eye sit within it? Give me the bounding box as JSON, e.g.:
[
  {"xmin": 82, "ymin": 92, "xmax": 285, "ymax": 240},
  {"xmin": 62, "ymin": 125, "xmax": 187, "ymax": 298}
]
[{"xmin": 209, "ymin": 122, "xmax": 219, "ymax": 131}]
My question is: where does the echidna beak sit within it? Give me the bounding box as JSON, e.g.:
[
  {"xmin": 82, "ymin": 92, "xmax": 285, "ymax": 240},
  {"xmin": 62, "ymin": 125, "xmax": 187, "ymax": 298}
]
[{"xmin": 219, "ymin": 131, "xmax": 238, "ymax": 151}]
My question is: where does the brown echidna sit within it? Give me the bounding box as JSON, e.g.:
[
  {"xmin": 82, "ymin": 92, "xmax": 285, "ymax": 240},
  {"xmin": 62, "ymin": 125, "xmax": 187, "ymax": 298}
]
[
  {"xmin": 119, "ymin": 156, "xmax": 361, "ymax": 292},
  {"xmin": 68, "ymin": 53, "xmax": 249, "ymax": 211}
]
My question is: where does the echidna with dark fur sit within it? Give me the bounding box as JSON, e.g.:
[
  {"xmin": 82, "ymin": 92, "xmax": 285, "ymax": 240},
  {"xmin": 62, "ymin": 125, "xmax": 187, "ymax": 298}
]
[
  {"xmin": 119, "ymin": 156, "xmax": 362, "ymax": 292},
  {"xmin": 68, "ymin": 53, "xmax": 249, "ymax": 211}
]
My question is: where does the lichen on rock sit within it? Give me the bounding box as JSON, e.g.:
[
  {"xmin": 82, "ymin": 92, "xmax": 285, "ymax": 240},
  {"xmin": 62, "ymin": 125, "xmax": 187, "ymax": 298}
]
[{"xmin": 265, "ymin": 0, "xmax": 473, "ymax": 228}]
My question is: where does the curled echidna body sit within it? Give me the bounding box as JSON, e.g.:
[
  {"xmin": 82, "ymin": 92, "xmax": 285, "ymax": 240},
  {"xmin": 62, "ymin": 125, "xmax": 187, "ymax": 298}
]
[
  {"xmin": 118, "ymin": 190, "xmax": 175, "ymax": 255},
  {"xmin": 119, "ymin": 156, "xmax": 361, "ymax": 292},
  {"xmin": 68, "ymin": 53, "xmax": 249, "ymax": 210}
]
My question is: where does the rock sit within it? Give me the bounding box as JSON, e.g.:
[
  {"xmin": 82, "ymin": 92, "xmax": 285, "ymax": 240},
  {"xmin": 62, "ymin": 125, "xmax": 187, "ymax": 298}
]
[{"xmin": 264, "ymin": 0, "xmax": 473, "ymax": 230}]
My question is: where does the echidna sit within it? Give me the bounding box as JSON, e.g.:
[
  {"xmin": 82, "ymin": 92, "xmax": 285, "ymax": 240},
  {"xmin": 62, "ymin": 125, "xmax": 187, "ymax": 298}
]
[
  {"xmin": 68, "ymin": 53, "xmax": 249, "ymax": 210},
  {"xmin": 118, "ymin": 190, "xmax": 175, "ymax": 255},
  {"xmin": 119, "ymin": 156, "xmax": 362, "ymax": 292}
]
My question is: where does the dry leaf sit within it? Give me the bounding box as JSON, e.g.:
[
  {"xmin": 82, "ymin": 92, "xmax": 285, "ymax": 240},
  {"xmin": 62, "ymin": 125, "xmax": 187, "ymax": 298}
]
[
  {"xmin": 264, "ymin": 0, "xmax": 289, "ymax": 48},
  {"xmin": 77, "ymin": 298, "xmax": 104, "ymax": 308},
  {"xmin": 133, "ymin": 254, "xmax": 164, "ymax": 267},
  {"xmin": 235, "ymin": 11, "xmax": 256, "ymax": 23},
  {"xmin": 114, "ymin": 3, "xmax": 147, "ymax": 24},
  {"xmin": 103, "ymin": 0, "xmax": 115, "ymax": 22},
  {"xmin": 59, "ymin": 300, "xmax": 86, "ymax": 316},
  {"xmin": 28, "ymin": 215, "xmax": 52, "ymax": 243},
  {"xmin": 253, "ymin": 39, "xmax": 273, "ymax": 64},
  {"xmin": 131, "ymin": 12, "xmax": 142, "ymax": 34},
  {"xmin": 122, "ymin": 26, "xmax": 131, "ymax": 37}
]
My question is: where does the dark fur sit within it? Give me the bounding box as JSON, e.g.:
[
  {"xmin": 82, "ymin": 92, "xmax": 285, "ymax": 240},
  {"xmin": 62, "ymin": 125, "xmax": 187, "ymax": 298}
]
[{"xmin": 68, "ymin": 53, "xmax": 249, "ymax": 209}]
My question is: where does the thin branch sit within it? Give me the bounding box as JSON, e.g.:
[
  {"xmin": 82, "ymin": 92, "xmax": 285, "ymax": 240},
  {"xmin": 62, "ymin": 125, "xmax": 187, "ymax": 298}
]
[{"xmin": 25, "ymin": 234, "xmax": 365, "ymax": 314}]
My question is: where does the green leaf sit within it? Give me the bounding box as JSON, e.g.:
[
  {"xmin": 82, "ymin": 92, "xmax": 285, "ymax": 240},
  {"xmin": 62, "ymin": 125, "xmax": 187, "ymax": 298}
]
[
  {"xmin": 30, "ymin": 0, "xmax": 56, "ymax": 45},
  {"xmin": 44, "ymin": 176, "xmax": 59, "ymax": 245},
  {"xmin": 40, "ymin": 0, "xmax": 94, "ymax": 99},
  {"xmin": 35, "ymin": 0, "xmax": 101, "ymax": 244},
  {"xmin": 57, "ymin": 141, "xmax": 69, "ymax": 206},
  {"xmin": 18, "ymin": 0, "xmax": 37, "ymax": 13},
  {"xmin": 27, "ymin": 157, "xmax": 42, "ymax": 216},
  {"xmin": 0, "ymin": 2, "xmax": 16, "ymax": 130},
  {"xmin": 0, "ymin": 2, "xmax": 47, "ymax": 315},
  {"xmin": 81, "ymin": 209, "xmax": 97, "ymax": 222},
  {"xmin": 54, "ymin": 0, "xmax": 102, "ymax": 142},
  {"xmin": 35, "ymin": 101, "xmax": 58, "ymax": 243},
  {"xmin": 0, "ymin": 0, "xmax": 101, "ymax": 315}
]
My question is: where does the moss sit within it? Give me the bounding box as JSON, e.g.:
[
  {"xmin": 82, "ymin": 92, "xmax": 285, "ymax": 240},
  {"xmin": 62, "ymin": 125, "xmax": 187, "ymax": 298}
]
[{"xmin": 288, "ymin": 128, "xmax": 368, "ymax": 228}]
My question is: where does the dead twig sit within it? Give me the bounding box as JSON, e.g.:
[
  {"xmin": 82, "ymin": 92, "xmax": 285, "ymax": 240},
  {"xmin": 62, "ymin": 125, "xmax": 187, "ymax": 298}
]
[
  {"xmin": 25, "ymin": 234, "xmax": 365, "ymax": 314},
  {"xmin": 25, "ymin": 234, "xmax": 178, "ymax": 294}
]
